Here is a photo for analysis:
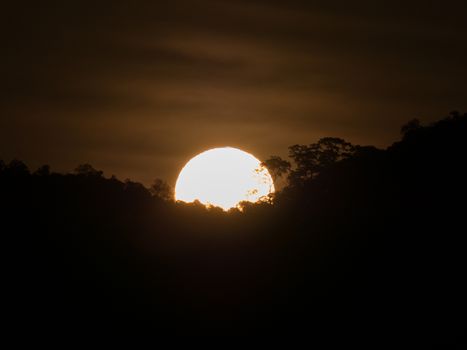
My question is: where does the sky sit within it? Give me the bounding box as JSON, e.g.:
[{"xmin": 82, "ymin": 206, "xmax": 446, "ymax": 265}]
[{"xmin": 1, "ymin": 0, "xmax": 466, "ymax": 185}]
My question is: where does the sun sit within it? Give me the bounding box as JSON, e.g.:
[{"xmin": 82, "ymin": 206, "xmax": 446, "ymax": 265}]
[{"xmin": 175, "ymin": 147, "xmax": 275, "ymax": 210}]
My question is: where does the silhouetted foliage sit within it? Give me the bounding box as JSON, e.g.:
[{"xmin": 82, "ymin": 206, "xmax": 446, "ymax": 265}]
[
  {"xmin": 265, "ymin": 137, "xmax": 355, "ymax": 187},
  {"xmin": 400, "ymin": 118, "xmax": 421, "ymax": 136},
  {"xmin": 2, "ymin": 112, "xmax": 466, "ymax": 343},
  {"xmin": 149, "ymin": 178, "xmax": 174, "ymax": 201},
  {"xmin": 34, "ymin": 164, "xmax": 50, "ymax": 176},
  {"xmin": 74, "ymin": 163, "xmax": 104, "ymax": 177},
  {"xmin": 261, "ymin": 156, "xmax": 291, "ymax": 181},
  {"xmin": 5, "ymin": 159, "xmax": 29, "ymax": 176}
]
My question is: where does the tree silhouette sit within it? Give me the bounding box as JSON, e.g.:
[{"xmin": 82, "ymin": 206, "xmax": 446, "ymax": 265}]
[
  {"xmin": 400, "ymin": 118, "xmax": 421, "ymax": 136},
  {"xmin": 261, "ymin": 156, "xmax": 291, "ymax": 182},
  {"xmin": 34, "ymin": 165, "xmax": 51, "ymax": 176},
  {"xmin": 265, "ymin": 137, "xmax": 355, "ymax": 187},
  {"xmin": 2, "ymin": 111, "xmax": 465, "ymax": 343},
  {"xmin": 149, "ymin": 178, "xmax": 174, "ymax": 201},
  {"xmin": 5, "ymin": 159, "xmax": 29, "ymax": 176},
  {"xmin": 74, "ymin": 163, "xmax": 104, "ymax": 177}
]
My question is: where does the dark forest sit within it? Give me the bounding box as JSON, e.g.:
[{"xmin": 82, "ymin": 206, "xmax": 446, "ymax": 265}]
[{"xmin": 2, "ymin": 112, "xmax": 465, "ymax": 341}]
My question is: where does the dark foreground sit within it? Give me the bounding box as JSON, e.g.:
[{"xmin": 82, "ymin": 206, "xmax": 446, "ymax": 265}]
[{"xmin": 2, "ymin": 113, "xmax": 466, "ymax": 343}]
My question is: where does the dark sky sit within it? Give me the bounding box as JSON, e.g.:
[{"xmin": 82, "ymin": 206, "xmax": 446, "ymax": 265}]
[{"xmin": 1, "ymin": 0, "xmax": 466, "ymax": 185}]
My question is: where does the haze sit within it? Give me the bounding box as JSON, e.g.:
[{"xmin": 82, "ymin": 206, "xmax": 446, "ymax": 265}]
[{"xmin": 1, "ymin": 0, "xmax": 466, "ymax": 184}]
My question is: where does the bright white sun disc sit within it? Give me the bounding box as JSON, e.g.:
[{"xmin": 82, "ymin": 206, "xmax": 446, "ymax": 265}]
[{"xmin": 175, "ymin": 147, "xmax": 275, "ymax": 210}]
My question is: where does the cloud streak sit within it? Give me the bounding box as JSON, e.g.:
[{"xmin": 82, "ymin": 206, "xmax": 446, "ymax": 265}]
[{"xmin": 1, "ymin": 0, "xmax": 466, "ymax": 184}]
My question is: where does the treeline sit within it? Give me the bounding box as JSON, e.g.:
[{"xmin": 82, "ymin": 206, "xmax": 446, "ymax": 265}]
[{"xmin": 1, "ymin": 112, "xmax": 466, "ymax": 342}]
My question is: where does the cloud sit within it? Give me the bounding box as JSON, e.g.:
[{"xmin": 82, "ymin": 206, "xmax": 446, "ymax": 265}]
[{"xmin": 1, "ymin": 0, "xmax": 466, "ymax": 184}]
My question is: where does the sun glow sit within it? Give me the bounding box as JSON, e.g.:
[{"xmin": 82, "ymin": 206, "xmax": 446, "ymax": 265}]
[{"xmin": 175, "ymin": 147, "xmax": 275, "ymax": 210}]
